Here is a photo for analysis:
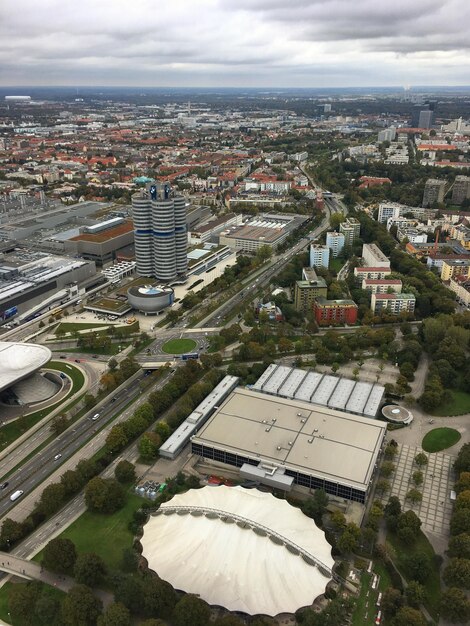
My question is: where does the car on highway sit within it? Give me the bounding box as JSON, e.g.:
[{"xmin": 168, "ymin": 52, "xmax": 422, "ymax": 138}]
[
  {"xmin": 91, "ymin": 413, "xmax": 100, "ymax": 421},
  {"xmin": 60, "ymin": 355, "xmax": 66, "ymax": 359},
  {"xmin": 10, "ymin": 490, "xmax": 24, "ymax": 502},
  {"xmin": 92, "ymin": 354, "xmax": 98, "ymax": 359},
  {"xmin": 0, "ymin": 482, "xmax": 9, "ymax": 490},
  {"xmin": 54, "ymin": 454, "xmax": 62, "ymax": 461},
  {"xmin": 74, "ymin": 359, "xmax": 80, "ymax": 363}
]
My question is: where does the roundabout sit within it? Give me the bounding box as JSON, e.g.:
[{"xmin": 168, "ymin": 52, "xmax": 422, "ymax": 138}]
[{"xmin": 161, "ymin": 338, "xmax": 197, "ymax": 355}]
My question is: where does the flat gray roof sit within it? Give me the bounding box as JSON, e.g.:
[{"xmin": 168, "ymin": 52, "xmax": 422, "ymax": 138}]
[
  {"xmin": 253, "ymin": 364, "xmax": 385, "ymax": 418},
  {"xmin": 192, "ymin": 388, "xmax": 387, "ymax": 492}
]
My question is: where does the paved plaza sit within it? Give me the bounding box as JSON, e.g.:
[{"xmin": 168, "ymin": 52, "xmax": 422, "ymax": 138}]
[{"xmin": 381, "ymin": 444, "xmax": 455, "ymax": 536}]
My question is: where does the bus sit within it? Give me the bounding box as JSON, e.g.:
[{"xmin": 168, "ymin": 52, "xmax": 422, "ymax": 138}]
[
  {"xmin": 51, "ymin": 307, "xmax": 63, "ymax": 316},
  {"xmin": 181, "ymin": 353, "xmax": 199, "ymax": 361}
]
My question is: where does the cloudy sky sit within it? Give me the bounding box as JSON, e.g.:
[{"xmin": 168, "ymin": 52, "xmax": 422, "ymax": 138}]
[{"xmin": 1, "ymin": 0, "xmax": 469, "ymax": 87}]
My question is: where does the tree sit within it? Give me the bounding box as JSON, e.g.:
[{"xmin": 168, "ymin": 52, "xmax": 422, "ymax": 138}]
[
  {"xmin": 404, "ymin": 551, "xmax": 431, "ymax": 584},
  {"xmin": 443, "ymin": 557, "xmax": 470, "ymax": 589},
  {"xmin": 142, "ymin": 575, "xmax": 177, "ymax": 619},
  {"xmin": 51, "ymin": 414, "xmax": 69, "ymax": 436},
  {"xmin": 406, "ymin": 581, "xmax": 425, "ymax": 608},
  {"xmin": 406, "ymin": 489, "xmax": 423, "ymax": 505},
  {"xmin": 214, "ymin": 616, "xmax": 245, "ymax": 626},
  {"xmin": 330, "ymin": 511, "xmax": 347, "ymax": 531},
  {"xmin": 0, "ymin": 517, "xmax": 25, "ymax": 548},
  {"xmin": 384, "ymin": 444, "xmax": 398, "ymax": 460},
  {"xmin": 451, "ymin": 509, "xmax": 470, "ymax": 536},
  {"xmin": 338, "ymin": 525, "xmax": 360, "ymax": 554},
  {"xmin": 414, "ymin": 452, "xmax": 428, "ymax": 467},
  {"xmin": 381, "ymin": 587, "xmax": 403, "ymax": 618},
  {"xmin": 412, "ymin": 471, "xmax": 423, "ymax": 486},
  {"xmin": 440, "ymin": 587, "xmax": 470, "ymax": 623},
  {"xmin": 105, "ymin": 425, "xmax": 128, "ymax": 454},
  {"xmin": 455, "ymin": 443, "xmax": 470, "ymax": 474},
  {"xmin": 61, "ymin": 584, "xmax": 103, "ymax": 626},
  {"xmin": 301, "ymin": 489, "xmax": 329, "ymax": 524},
  {"xmin": 154, "ymin": 421, "xmax": 171, "ymax": 442},
  {"xmin": 35, "ymin": 592, "xmax": 61, "ymax": 625},
  {"xmin": 97, "ymin": 602, "xmax": 131, "ymax": 626},
  {"xmin": 173, "ymin": 594, "xmax": 211, "ymax": 626},
  {"xmin": 391, "ymin": 606, "xmax": 427, "ymax": 626},
  {"xmin": 139, "ymin": 432, "xmax": 161, "ymax": 461},
  {"xmin": 85, "ymin": 477, "xmax": 125, "ymax": 514},
  {"xmin": 61, "ymin": 470, "xmax": 84, "ymax": 497},
  {"xmin": 115, "ymin": 460, "xmax": 136, "ymax": 484},
  {"xmin": 448, "ymin": 533, "xmax": 470, "ymax": 559},
  {"xmin": 396, "ymin": 510, "xmax": 421, "ymax": 544},
  {"xmin": 83, "ymin": 393, "xmax": 96, "ymax": 410},
  {"xmin": 74, "ymin": 552, "xmax": 106, "ymax": 587},
  {"xmin": 385, "ymin": 496, "xmax": 402, "ymax": 518},
  {"xmin": 42, "ymin": 537, "xmax": 77, "ymax": 574},
  {"xmin": 376, "ymin": 478, "xmax": 391, "ymax": 495},
  {"xmin": 381, "ymin": 461, "xmax": 396, "ymax": 478},
  {"xmin": 8, "ymin": 581, "xmax": 41, "ymax": 624},
  {"xmin": 38, "ymin": 483, "xmax": 65, "ymax": 516}
]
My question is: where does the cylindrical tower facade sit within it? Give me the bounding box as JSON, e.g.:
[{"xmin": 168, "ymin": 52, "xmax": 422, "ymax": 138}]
[
  {"xmin": 132, "ymin": 191, "xmax": 153, "ymax": 277},
  {"xmin": 174, "ymin": 195, "xmax": 188, "ymax": 276},
  {"xmin": 152, "ymin": 197, "xmax": 177, "ymax": 281}
]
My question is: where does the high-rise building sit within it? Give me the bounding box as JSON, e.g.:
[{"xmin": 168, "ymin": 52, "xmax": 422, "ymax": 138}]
[
  {"xmin": 326, "ymin": 231, "xmax": 345, "ymax": 257},
  {"xmin": 309, "ymin": 244, "xmax": 330, "ymax": 269},
  {"xmin": 340, "ymin": 217, "xmax": 361, "ymax": 247},
  {"xmin": 411, "ymin": 101, "xmax": 436, "ymax": 128},
  {"xmin": 452, "ymin": 176, "xmax": 470, "ymax": 205},
  {"xmin": 418, "ymin": 110, "xmax": 433, "ymax": 129},
  {"xmin": 422, "ymin": 179, "xmax": 446, "ymax": 207},
  {"xmin": 132, "ymin": 183, "xmax": 187, "ymax": 281}
]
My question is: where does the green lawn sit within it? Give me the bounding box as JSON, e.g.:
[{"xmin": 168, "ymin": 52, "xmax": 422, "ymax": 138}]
[
  {"xmin": 0, "ymin": 362, "xmax": 85, "ymax": 452},
  {"xmin": 45, "ymin": 493, "xmax": 146, "ymax": 572},
  {"xmin": 422, "ymin": 427, "xmax": 461, "ymax": 453},
  {"xmin": 55, "ymin": 322, "xmax": 107, "ymax": 334},
  {"xmin": 161, "ymin": 338, "xmax": 197, "ymax": 355},
  {"xmin": 431, "ymin": 390, "xmax": 470, "ymax": 416},
  {"xmin": 329, "ymin": 257, "xmax": 344, "ymax": 274},
  {"xmin": 387, "ymin": 529, "xmax": 441, "ymax": 621}
]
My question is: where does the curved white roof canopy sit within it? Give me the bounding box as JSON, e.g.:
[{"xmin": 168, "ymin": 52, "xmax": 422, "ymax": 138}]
[
  {"xmin": 141, "ymin": 486, "xmax": 334, "ymax": 616},
  {"xmin": 0, "ymin": 342, "xmax": 52, "ymax": 393}
]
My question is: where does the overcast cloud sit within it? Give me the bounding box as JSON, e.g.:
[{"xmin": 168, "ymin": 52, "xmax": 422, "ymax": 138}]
[{"xmin": 0, "ymin": 0, "xmax": 469, "ymax": 87}]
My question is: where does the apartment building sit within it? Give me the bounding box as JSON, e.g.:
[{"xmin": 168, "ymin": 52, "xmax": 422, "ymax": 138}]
[
  {"xmin": 441, "ymin": 259, "xmax": 470, "ymax": 281},
  {"xmin": 371, "ymin": 293, "xmax": 416, "ymax": 315},
  {"xmin": 294, "ymin": 268, "xmax": 328, "ymax": 313},
  {"xmin": 354, "ymin": 266, "xmax": 392, "ymax": 283},
  {"xmin": 310, "ymin": 244, "xmax": 330, "ymax": 269},
  {"xmin": 339, "ymin": 217, "xmax": 361, "ymax": 247},
  {"xmin": 326, "ymin": 231, "xmax": 345, "ymax": 257},
  {"xmin": 362, "ymin": 243, "xmax": 390, "ymax": 268},
  {"xmin": 422, "ymin": 179, "xmax": 446, "ymax": 208},
  {"xmin": 313, "ymin": 298, "xmax": 358, "ymax": 326},
  {"xmin": 362, "ymin": 279, "xmax": 402, "ymax": 294}
]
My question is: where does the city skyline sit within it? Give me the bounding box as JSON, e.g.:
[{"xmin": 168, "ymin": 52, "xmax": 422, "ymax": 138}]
[{"xmin": 1, "ymin": 0, "xmax": 470, "ymax": 88}]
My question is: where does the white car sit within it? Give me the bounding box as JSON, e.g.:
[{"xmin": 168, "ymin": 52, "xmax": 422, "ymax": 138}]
[{"xmin": 54, "ymin": 454, "xmax": 62, "ymax": 461}]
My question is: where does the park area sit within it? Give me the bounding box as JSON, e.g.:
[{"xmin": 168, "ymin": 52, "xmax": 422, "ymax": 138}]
[
  {"xmin": 162, "ymin": 338, "xmax": 197, "ymax": 355},
  {"xmin": 422, "ymin": 427, "xmax": 461, "ymax": 453},
  {"xmin": 430, "ymin": 390, "xmax": 470, "ymax": 417}
]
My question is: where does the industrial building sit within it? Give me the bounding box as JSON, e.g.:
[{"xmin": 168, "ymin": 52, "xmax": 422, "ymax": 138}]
[
  {"xmin": 253, "ymin": 364, "xmax": 385, "ymax": 419},
  {"xmin": 132, "ymin": 183, "xmax": 187, "ymax": 282},
  {"xmin": 63, "ymin": 217, "xmax": 134, "ymax": 266},
  {"xmin": 191, "ymin": 387, "xmax": 387, "ymax": 503},
  {"xmin": 219, "ymin": 214, "xmax": 305, "ymax": 253},
  {"xmin": 159, "ymin": 376, "xmax": 239, "ymax": 460},
  {"xmin": 0, "ymin": 249, "xmax": 96, "ymax": 323},
  {"xmin": 189, "ymin": 213, "xmax": 241, "ymax": 244}
]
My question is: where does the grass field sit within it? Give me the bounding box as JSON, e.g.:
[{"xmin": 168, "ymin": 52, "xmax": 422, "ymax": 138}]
[
  {"xmin": 387, "ymin": 529, "xmax": 441, "ymax": 621},
  {"xmin": 55, "ymin": 322, "xmax": 107, "ymax": 334},
  {"xmin": 47, "ymin": 493, "xmax": 146, "ymax": 572},
  {"xmin": 422, "ymin": 427, "xmax": 461, "ymax": 452},
  {"xmin": 162, "ymin": 338, "xmax": 197, "ymax": 355},
  {"xmin": 431, "ymin": 390, "xmax": 470, "ymax": 416},
  {"xmin": 0, "ymin": 362, "xmax": 85, "ymax": 452}
]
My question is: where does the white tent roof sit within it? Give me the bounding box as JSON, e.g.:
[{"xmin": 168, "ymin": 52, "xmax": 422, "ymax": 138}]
[
  {"xmin": 0, "ymin": 342, "xmax": 52, "ymax": 392},
  {"xmin": 141, "ymin": 486, "xmax": 334, "ymax": 616}
]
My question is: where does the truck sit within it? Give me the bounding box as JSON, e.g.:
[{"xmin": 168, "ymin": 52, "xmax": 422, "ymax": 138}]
[{"xmin": 10, "ymin": 490, "xmax": 24, "ymax": 502}]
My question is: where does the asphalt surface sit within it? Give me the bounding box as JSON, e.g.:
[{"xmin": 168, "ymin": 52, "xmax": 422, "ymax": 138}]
[{"xmin": 0, "ymin": 370, "xmax": 148, "ymax": 518}]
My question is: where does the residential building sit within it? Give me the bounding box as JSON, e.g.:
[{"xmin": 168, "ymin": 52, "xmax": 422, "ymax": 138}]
[
  {"xmin": 340, "ymin": 217, "xmax": 361, "ymax": 247},
  {"xmin": 378, "ymin": 128, "xmax": 396, "ymax": 142},
  {"xmin": 354, "ymin": 266, "xmax": 392, "ymax": 283},
  {"xmin": 362, "ymin": 243, "xmax": 390, "ymax": 268},
  {"xmin": 396, "ymin": 228, "xmax": 428, "ymax": 244},
  {"xmin": 371, "ymin": 293, "xmax": 416, "ymax": 315},
  {"xmin": 313, "ymin": 297, "xmax": 358, "ymax": 326},
  {"xmin": 448, "ymin": 274, "xmax": 470, "ymax": 307},
  {"xmin": 132, "ymin": 183, "xmax": 187, "ymax": 282},
  {"xmin": 294, "ymin": 268, "xmax": 328, "ymax": 313},
  {"xmin": 326, "ymin": 231, "xmax": 345, "ymax": 257},
  {"xmin": 255, "ymin": 301, "xmax": 283, "ymax": 322},
  {"xmin": 452, "ymin": 176, "xmax": 470, "ymax": 205},
  {"xmin": 362, "ymin": 279, "xmax": 402, "ymax": 294},
  {"xmin": 441, "ymin": 259, "xmax": 470, "ymax": 281},
  {"xmin": 310, "ymin": 244, "xmax": 330, "ymax": 269},
  {"xmin": 377, "ymin": 202, "xmax": 436, "ymax": 224},
  {"xmin": 422, "ymin": 179, "xmax": 446, "ymax": 208},
  {"xmin": 449, "ymin": 223, "xmax": 470, "ymax": 250}
]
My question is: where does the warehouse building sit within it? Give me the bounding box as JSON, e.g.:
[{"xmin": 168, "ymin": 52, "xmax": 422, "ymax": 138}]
[{"xmin": 191, "ymin": 387, "xmax": 387, "ymax": 503}]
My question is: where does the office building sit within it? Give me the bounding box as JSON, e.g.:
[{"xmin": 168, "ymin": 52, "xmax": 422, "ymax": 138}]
[
  {"xmin": 422, "ymin": 179, "xmax": 446, "ymax": 208},
  {"xmin": 64, "ymin": 218, "xmax": 134, "ymax": 266},
  {"xmin": 294, "ymin": 268, "xmax": 328, "ymax": 313},
  {"xmin": 191, "ymin": 386, "xmax": 386, "ymax": 503},
  {"xmin": 452, "ymin": 176, "xmax": 470, "ymax": 205},
  {"xmin": 310, "ymin": 244, "xmax": 330, "ymax": 269},
  {"xmin": 132, "ymin": 183, "xmax": 187, "ymax": 282},
  {"xmin": 378, "ymin": 128, "xmax": 396, "ymax": 142},
  {"xmin": 411, "ymin": 102, "xmax": 435, "ymax": 128},
  {"xmin": 313, "ymin": 297, "xmax": 358, "ymax": 325},
  {"xmin": 340, "ymin": 217, "xmax": 361, "ymax": 247},
  {"xmin": 371, "ymin": 293, "xmax": 416, "ymax": 315},
  {"xmin": 325, "ymin": 231, "xmax": 345, "ymax": 257},
  {"xmin": 362, "ymin": 243, "xmax": 390, "ymax": 268}
]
